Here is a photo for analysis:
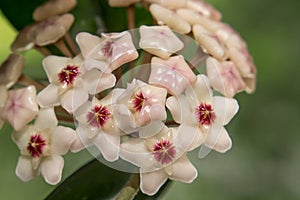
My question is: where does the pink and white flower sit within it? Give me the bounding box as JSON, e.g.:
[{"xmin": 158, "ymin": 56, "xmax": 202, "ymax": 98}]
[
  {"xmin": 71, "ymin": 89, "xmax": 125, "ymax": 162},
  {"xmin": 149, "ymin": 55, "xmax": 196, "ymax": 95},
  {"xmin": 166, "ymin": 75, "xmax": 239, "ymax": 153},
  {"xmin": 12, "ymin": 108, "xmax": 76, "ymax": 184},
  {"xmin": 1, "ymin": 85, "xmax": 38, "ymax": 131},
  {"xmin": 115, "ymin": 79, "xmax": 167, "ymax": 137},
  {"xmin": 120, "ymin": 125, "xmax": 197, "ymax": 195},
  {"xmin": 76, "ymin": 31, "xmax": 138, "ymax": 73},
  {"xmin": 206, "ymin": 57, "xmax": 246, "ymax": 97},
  {"xmin": 139, "ymin": 25, "xmax": 184, "ymax": 59},
  {"xmin": 37, "ymin": 54, "xmax": 116, "ymax": 113}
]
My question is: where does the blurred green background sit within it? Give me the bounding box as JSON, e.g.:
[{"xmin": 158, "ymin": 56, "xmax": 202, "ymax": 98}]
[{"xmin": 1, "ymin": 0, "xmax": 300, "ymax": 199}]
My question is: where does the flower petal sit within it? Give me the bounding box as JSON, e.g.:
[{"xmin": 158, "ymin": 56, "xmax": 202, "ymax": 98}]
[
  {"xmin": 83, "ymin": 69, "xmax": 116, "ymax": 95},
  {"xmin": 149, "ymin": 4, "xmax": 191, "ymax": 34},
  {"xmin": 169, "ymin": 155, "xmax": 197, "ymax": 183},
  {"xmin": 40, "ymin": 155, "xmax": 64, "ymax": 185},
  {"xmin": 205, "ymin": 125, "xmax": 232, "ymax": 153},
  {"xmin": 70, "ymin": 134, "xmax": 86, "ymax": 153},
  {"xmin": 15, "ymin": 156, "xmax": 37, "ymax": 182},
  {"xmin": 186, "ymin": 74, "xmax": 213, "ymax": 104},
  {"xmin": 37, "ymin": 84, "xmax": 60, "ymax": 108},
  {"xmin": 34, "ymin": 108, "xmax": 58, "ymax": 131},
  {"xmin": 149, "ymin": 56, "xmax": 196, "ymax": 95},
  {"xmin": 140, "ymin": 170, "xmax": 168, "ymax": 196},
  {"xmin": 139, "ymin": 120, "xmax": 165, "ymax": 138},
  {"xmin": 206, "ymin": 57, "xmax": 246, "ymax": 97},
  {"xmin": 51, "ymin": 126, "xmax": 76, "ymax": 155},
  {"xmin": 166, "ymin": 96, "xmax": 181, "ymax": 123},
  {"xmin": 193, "ymin": 24, "xmax": 227, "ymax": 60},
  {"xmin": 176, "ymin": 123, "xmax": 204, "ymax": 151},
  {"xmin": 113, "ymin": 104, "xmax": 137, "ymax": 134},
  {"xmin": 139, "ymin": 25, "xmax": 184, "ymax": 59},
  {"xmin": 93, "ymin": 132, "xmax": 120, "ymax": 162},
  {"xmin": 76, "ymin": 32, "xmax": 102, "ymax": 58},
  {"xmin": 60, "ymin": 88, "xmax": 89, "ymax": 113},
  {"xmin": 120, "ymin": 138, "xmax": 154, "ymax": 169},
  {"xmin": 2, "ymin": 85, "xmax": 38, "ymax": 131},
  {"xmin": 213, "ymin": 96, "xmax": 239, "ymax": 126}
]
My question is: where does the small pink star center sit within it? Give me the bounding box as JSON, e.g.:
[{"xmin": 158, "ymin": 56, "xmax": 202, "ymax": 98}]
[
  {"xmin": 132, "ymin": 92, "xmax": 147, "ymax": 112},
  {"xmin": 58, "ymin": 65, "xmax": 80, "ymax": 85},
  {"xmin": 86, "ymin": 105, "xmax": 111, "ymax": 128},
  {"xmin": 195, "ymin": 103, "xmax": 216, "ymax": 127},
  {"xmin": 101, "ymin": 40, "xmax": 113, "ymax": 58},
  {"xmin": 152, "ymin": 139, "xmax": 176, "ymax": 165},
  {"xmin": 27, "ymin": 134, "xmax": 46, "ymax": 158}
]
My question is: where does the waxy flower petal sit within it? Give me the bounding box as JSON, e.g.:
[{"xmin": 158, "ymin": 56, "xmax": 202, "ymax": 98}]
[
  {"xmin": 76, "ymin": 31, "xmax": 138, "ymax": 73},
  {"xmin": 149, "ymin": 55, "xmax": 196, "ymax": 95},
  {"xmin": 149, "ymin": 4, "xmax": 191, "ymax": 34},
  {"xmin": 35, "ymin": 14, "xmax": 75, "ymax": 46},
  {"xmin": 40, "ymin": 155, "xmax": 64, "ymax": 185},
  {"xmin": 139, "ymin": 25, "xmax": 184, "ymax": 59},
  {"xmin": 193, "ymin": 24, "xmax": 228, "ymax": 60},
  {"xmin": 206, "ymin": 57, "xmax": 246, "ymax": 97},
  {"xmin": 0, "ymin": 54, "xmax": 24, "ymax": 88},
  {"xmin": 1, "ymin": 86, "xmax": 38, "ymax": 131},
  {"xmin": 187, "ymin": 0, "xmax": 222, "ymax": 21}
]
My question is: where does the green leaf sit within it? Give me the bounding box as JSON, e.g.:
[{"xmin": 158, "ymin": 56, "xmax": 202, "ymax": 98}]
[{"xmin": 46, "ymin": 159, "xmax": 132, "ymax": 200}]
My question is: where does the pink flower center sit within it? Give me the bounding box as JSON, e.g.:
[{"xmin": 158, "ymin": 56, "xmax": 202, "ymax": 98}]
[
  {"xmin": 152, "ymin": 139, "xmax": 176, "ymax": 165},
  {"xmin": 86, "ymin": 105, "xmax": 111, "ymax": 128},
  {"xmin": 102, "ymin": 41, "xmax": 113, "ymax": 58},
  {"xmin": 58, "ymin": 65, "xmax": 80, "ymax": 85},
  {"xmin": 27, "ymin": 134, "xmax": 46, "ymax": 158},
  {"xmin": 195, "ymin": 103, "xmax": 216, "ymax": 126},
  {"xmin": 132, "ymin": 92, "xmax": 146, "ymax": 112}
]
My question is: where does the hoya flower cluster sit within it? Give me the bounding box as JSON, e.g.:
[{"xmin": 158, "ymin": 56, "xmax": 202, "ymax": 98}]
[{"xmin": 0, "ymin": 0, "xmax": 256, "ymax": 197}]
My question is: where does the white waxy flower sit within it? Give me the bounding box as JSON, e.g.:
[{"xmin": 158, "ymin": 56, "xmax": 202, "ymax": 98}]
[
  {"xmin": 115, "ymin": 79, "xmax": 167, "ymax": 138},
  {"xmin": 139, "ymin": 25, "xmax": 184, "ymax": 59},
  {"xmin": 12, "ymin": 108, "xmax": 76, "ymax": 185},
  {"xmin": 166, "ymin": 75, "xmax": 239, "ymax": 153},
  {"xmin": 37, "ymin": 54, "xmax": 116, "ymax": 113},
  {"xmin": 149, "ymin": 55, "xmax": 196, "ymax": 95},
  {"xmin": 206, "ymin": 57, "xmax": 246, "ymax": 97},
  {"xmin": 120, "ymin": 126, "xmax": 197, "ymax": 195},
  {"xmin": 71, "ymin": 89, "xmax": 125, "ymax": 162},
  {"xmin": 76, "ymin": 31, "xmax": 138, "ymax": 73},
  {"xmin": 1, "ymin": 85, "xmax": 38, "ymax": 131}
]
